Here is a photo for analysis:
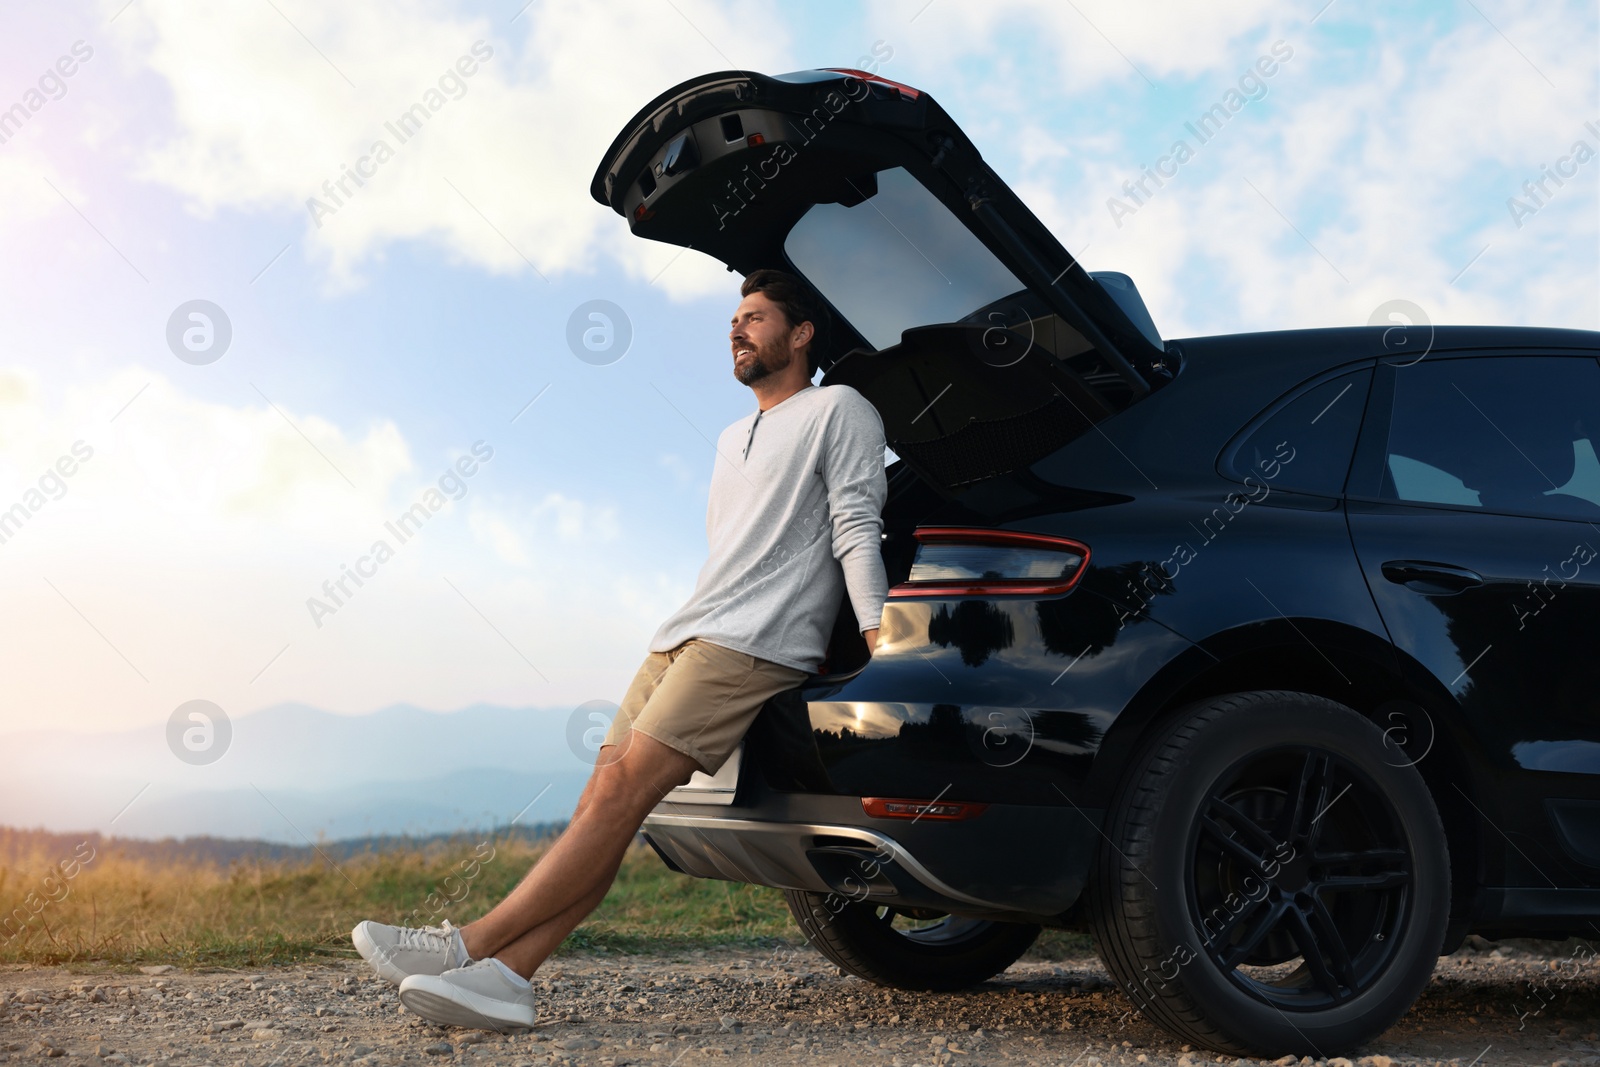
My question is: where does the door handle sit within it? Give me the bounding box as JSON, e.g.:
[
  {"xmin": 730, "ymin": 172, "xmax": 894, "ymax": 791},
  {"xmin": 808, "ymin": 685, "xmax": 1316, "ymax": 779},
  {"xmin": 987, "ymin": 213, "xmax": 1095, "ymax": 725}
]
[{"xmin": 1381, "ymin": 560, "xmax": 1484, "ymax": 596}]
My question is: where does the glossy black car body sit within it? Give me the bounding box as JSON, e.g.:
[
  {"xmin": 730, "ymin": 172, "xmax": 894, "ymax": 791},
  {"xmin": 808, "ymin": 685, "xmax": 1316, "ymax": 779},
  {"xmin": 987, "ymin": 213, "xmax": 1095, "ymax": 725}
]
[{"xmin": 592, "ymin": 68, "xmax": 1600, "ymax": 1054}]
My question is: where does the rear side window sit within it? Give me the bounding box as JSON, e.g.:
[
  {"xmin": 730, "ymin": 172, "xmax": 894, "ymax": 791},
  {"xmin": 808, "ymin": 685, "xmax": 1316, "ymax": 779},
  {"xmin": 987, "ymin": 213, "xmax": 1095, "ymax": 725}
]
[
  {"xmin": 1381, "ymin": 355, "xmax": 1600, "ymax": 520},
  {"xmin": 1226, "ymin": 368, "xmax": 1372, "ymax": 496}
]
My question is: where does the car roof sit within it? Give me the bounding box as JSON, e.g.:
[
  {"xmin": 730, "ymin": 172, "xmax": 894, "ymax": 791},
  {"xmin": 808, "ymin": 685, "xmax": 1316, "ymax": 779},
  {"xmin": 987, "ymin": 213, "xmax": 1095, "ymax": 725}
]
[
  {"xmin": 1023, "ymin": 325, "xmax": 1600, "ymax": 499},
  {"xmin": 1169, "ymin": 324, "xmax": 1600, "ymax": 378}
]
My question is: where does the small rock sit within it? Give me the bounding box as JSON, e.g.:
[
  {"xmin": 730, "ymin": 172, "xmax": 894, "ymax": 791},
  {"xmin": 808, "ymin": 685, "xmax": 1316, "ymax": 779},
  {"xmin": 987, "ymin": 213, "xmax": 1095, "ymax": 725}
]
[
  {"xmin": 555, "ymin": 1037, "xmax": 601, "ymax": 1051},
  {"xmin": 1275, "ymin": 1058, "xmax": 1299, "ymax": 1066},
  {"xmin": 1357, "ymin": 1057, "xmax": 1394, "ymax": 1067},
  {"xmin": 1329, "ymin": 1059, "xmax": 1353, "ymax": 1067},
  {"xmin": 250, "ymin": 1029, "xmax": 282, "ymax": 1041},
  {"xmin": 423, "ymin": 1041, "xmax": 453, "ymax": 1056}
]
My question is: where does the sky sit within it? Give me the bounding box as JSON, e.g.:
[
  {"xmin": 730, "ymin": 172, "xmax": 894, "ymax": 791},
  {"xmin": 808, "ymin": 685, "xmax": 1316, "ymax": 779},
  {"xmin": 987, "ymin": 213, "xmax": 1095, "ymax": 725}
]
[{"xmin": 0, "ymin": 0, "xmax": 1595, "ymax": 744}]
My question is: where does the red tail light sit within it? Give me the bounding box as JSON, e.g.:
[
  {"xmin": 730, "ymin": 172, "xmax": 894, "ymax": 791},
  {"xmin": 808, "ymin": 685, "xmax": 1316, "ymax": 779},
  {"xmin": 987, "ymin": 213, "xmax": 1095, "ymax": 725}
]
[
  {"xmin": 862, "ymin": 797, "xmax": 987, "ymax": 821},
  {"xmin": 888, "ymin": 527, "xmax": 1090, "ymax": 598}
]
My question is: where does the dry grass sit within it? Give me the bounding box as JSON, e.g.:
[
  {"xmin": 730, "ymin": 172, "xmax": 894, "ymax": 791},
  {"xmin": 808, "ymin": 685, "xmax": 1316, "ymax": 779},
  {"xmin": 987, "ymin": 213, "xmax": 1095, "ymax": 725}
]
[
  {"xmin": 0, "ymin": 831, "xmax": 1092, "ymax": 970},
  {"xmin": 0, "ymin": 833, "xmax": 795, "ymax": 969}
]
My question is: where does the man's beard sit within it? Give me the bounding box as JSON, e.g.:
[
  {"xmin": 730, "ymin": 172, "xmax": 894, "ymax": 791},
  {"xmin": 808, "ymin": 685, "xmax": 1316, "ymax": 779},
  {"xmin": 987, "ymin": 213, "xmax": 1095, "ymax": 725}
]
[{"xmin": 733, "ymin": 337, "xmax": 792, "ymax": 385}]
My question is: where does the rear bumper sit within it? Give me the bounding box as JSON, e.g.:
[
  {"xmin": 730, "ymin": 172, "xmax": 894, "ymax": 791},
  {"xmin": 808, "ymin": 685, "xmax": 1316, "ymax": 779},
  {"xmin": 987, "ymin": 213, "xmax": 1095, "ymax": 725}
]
[{"xmin": 640, "ymin": 791, "xmax": 1101, "ymax": 923}]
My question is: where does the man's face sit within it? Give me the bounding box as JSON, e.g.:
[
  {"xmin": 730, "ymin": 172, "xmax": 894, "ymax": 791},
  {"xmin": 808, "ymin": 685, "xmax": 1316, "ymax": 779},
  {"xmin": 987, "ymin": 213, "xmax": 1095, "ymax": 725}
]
[{"xmin": 729, "ymin": 291, "xmax": 807, "ymax": 386}]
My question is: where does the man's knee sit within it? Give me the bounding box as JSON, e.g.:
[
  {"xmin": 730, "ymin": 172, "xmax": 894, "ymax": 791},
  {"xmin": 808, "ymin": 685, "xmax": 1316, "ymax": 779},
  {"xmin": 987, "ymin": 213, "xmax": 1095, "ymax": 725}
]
[{"xmin": 589, "ymin": 734, "xmax": 698, "ymax": 803}]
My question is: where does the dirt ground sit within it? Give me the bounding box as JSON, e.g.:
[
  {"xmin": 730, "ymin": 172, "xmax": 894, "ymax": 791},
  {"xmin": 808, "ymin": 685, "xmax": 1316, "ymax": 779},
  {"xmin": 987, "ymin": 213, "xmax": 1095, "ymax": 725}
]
[{"xmin": 2, "ymin": 939, "xmax": 1596, "ymax": 1067}]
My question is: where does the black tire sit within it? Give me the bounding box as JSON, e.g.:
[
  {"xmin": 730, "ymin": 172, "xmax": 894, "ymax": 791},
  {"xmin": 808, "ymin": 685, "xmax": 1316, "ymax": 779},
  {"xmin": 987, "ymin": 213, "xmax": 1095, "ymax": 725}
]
[
  {"xmin": 782, "ymin": 889, "xmax": 1040, "ymax": 991},
  {"xmin": 1087, "ymin": 691, "xmax": 1449, "ymax": 1057}
]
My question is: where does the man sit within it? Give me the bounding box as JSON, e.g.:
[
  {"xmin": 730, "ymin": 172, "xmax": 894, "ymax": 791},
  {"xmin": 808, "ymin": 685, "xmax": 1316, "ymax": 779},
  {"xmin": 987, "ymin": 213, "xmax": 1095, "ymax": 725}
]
[{"xmin": 350, "ymin": 268, "xmax": 889, "ymax": 1031}]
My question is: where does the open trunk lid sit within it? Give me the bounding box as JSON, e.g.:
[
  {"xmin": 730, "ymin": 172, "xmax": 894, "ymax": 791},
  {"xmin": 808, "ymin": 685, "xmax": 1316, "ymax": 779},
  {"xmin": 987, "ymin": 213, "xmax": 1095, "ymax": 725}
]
[{"xmin": 592, "ymin": 68, "xmax": 1172, "ymax": 493}]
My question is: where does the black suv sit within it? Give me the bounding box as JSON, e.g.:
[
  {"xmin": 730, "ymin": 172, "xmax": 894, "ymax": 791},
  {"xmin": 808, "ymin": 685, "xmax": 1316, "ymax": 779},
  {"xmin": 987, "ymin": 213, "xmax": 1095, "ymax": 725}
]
[{"xmin": 590, "ymin": 69, "xmax": 1600, "ymax": 1056}]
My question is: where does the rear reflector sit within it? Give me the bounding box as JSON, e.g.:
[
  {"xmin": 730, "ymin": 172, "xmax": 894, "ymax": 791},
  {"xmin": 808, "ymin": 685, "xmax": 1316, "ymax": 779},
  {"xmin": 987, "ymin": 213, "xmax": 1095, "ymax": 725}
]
[
  {"xmin": 862, "ymin": 797, "xmax": 988, "ymax": 821},
  {"xmin": 888, "ymin": 527, "xmax": 1090, "ymax": 598}
]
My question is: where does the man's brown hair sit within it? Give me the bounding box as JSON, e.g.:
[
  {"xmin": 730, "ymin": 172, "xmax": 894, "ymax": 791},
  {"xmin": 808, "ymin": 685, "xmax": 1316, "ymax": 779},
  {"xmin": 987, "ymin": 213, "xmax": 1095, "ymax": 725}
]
[{"xmin": 740, "ymin": 268, "xmax": 831, "ymax": 375}]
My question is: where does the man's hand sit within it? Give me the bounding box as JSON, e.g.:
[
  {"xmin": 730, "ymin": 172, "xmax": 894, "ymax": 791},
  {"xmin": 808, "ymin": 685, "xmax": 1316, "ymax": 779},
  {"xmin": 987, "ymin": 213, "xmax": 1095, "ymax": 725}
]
[{"xmin": 863, "ymin": 628, "xmax": 879, "ymax": 654}]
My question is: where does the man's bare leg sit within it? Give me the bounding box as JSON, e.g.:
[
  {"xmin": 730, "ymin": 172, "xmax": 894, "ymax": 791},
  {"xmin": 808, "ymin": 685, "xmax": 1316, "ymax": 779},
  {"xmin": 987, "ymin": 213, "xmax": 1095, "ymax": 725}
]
[
  {"xmin": 484, "ymin": 877, "xmax": 610, "ymax": 978},
  {"xmin": 458, "ymin": 731, "xmax": 699, "ymax": 976}
]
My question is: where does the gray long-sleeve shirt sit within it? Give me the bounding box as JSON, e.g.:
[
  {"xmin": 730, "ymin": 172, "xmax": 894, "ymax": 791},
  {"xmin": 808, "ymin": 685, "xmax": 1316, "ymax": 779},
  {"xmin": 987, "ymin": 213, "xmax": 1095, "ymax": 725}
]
[{"xmin": 648, "ymin": 383, "xmax": 889, "ymax": 674}]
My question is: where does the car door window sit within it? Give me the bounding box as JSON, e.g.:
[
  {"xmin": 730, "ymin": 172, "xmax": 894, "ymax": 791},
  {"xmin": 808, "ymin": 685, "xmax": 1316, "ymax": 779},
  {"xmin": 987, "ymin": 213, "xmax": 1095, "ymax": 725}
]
[
  {"xmin": 1386, "ymin": 455, "xmax": 1479, "ymax": 506},
  {"xmin": 1381, "ymin": 355, "xmax": 1600, "ymax": 519}
]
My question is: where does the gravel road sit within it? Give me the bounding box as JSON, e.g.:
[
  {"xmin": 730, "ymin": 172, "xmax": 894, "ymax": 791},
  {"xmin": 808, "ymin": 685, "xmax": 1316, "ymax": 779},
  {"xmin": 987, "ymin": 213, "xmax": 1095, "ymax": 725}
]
[{"xmin": 2, "ymin": 939, "xmax": 1596, "ymax": 1067}]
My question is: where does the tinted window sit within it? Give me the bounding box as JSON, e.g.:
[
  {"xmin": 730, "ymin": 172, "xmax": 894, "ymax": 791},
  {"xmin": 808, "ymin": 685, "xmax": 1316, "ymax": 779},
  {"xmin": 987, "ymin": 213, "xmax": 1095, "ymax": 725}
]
[
  {"xmin": 1382, "ymin": 356, "xmax": 1600, "ymax": 519},
  {"xmin": 785, "ymin": 167, "xmax": 1025, "ymax": 349},
  {"xmin": 1230, "ymin": 369, "xmax": 1371, "ymax": 495}
]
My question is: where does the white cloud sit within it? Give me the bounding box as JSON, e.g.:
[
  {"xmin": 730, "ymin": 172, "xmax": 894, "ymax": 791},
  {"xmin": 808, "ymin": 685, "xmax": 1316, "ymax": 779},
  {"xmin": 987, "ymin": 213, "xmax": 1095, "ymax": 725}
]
[
  {"xmin": 657, "ymin": 451, "xmax": 697, "ymax": 486},
  {"xmin": 469, "ymin": 509, "xmax": 531, "ymax": 567},
  {"xmin": 0, "ymin": 368, "xmax": 412, "ymax": 535},
  {"xmin": 114, "ymin": 0, "xmax": 792, "ymax": 296},
  {"xmin": 0, "ymin": 368, "xmax": 670, "ymax": 733},
  {"xmin": 469, "ymin": 491, "xmax": 621, "ymax": 568},
  {"xmin": 900, "ymin": 0, "xmax": 1292, "ymax": 94},
  {"xmin": 73, "ymin": 0, "xmax": 1593, "ymax": 327},
  {"xmin": 1011, "ymin": 3, "xmax": 1598, "ymax": 338}
]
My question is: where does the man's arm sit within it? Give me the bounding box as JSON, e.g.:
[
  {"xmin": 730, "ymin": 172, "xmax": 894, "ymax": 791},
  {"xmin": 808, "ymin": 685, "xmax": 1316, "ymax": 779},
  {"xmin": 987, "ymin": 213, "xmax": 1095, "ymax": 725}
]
[{"xmin": 821, "ymin": 389, "xmax": 889, "ymax": 652}]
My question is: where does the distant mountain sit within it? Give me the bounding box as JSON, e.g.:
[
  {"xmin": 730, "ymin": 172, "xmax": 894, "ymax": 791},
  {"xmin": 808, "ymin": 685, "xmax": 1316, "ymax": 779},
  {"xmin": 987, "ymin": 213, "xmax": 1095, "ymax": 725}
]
[
  {"xmin": 0, "ymin": 822, "xmax": 572, "ymax": 870},
  {"xmin": 0, "ymin": 703, "xmax": 601, "ymax": 842}
]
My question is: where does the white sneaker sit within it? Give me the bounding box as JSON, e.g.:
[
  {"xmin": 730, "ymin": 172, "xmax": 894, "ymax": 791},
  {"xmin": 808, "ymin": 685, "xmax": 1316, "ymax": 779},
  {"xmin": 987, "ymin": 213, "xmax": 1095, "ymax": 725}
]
[
  {"xmin": 398, "ymin": 958, "xmax": 537, "ymax": 1031},
  {"xmin": 350, "ymin": 919, "xmax": 470, "ymax": 985}
]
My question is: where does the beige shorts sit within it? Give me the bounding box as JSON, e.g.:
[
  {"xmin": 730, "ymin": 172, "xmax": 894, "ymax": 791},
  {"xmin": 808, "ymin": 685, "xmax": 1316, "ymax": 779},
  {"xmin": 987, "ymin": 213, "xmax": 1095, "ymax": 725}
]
[{"xmin": 601, "ymin": 638, "xmax": 811, "ymax": 775}]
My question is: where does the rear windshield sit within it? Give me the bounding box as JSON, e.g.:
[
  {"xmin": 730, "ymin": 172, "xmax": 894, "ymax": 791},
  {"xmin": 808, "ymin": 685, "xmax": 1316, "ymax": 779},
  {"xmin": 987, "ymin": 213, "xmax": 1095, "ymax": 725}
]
[{"xmin": 784, "ymin": 166, "xmax": 1026, "ymax": 350}]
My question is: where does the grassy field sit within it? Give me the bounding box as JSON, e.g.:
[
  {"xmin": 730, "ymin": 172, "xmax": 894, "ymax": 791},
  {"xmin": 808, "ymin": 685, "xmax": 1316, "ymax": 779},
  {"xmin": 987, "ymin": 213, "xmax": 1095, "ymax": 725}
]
[{"xmin": 0, "ymin": 830, "xmax": 1091, "ymax": 970}]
